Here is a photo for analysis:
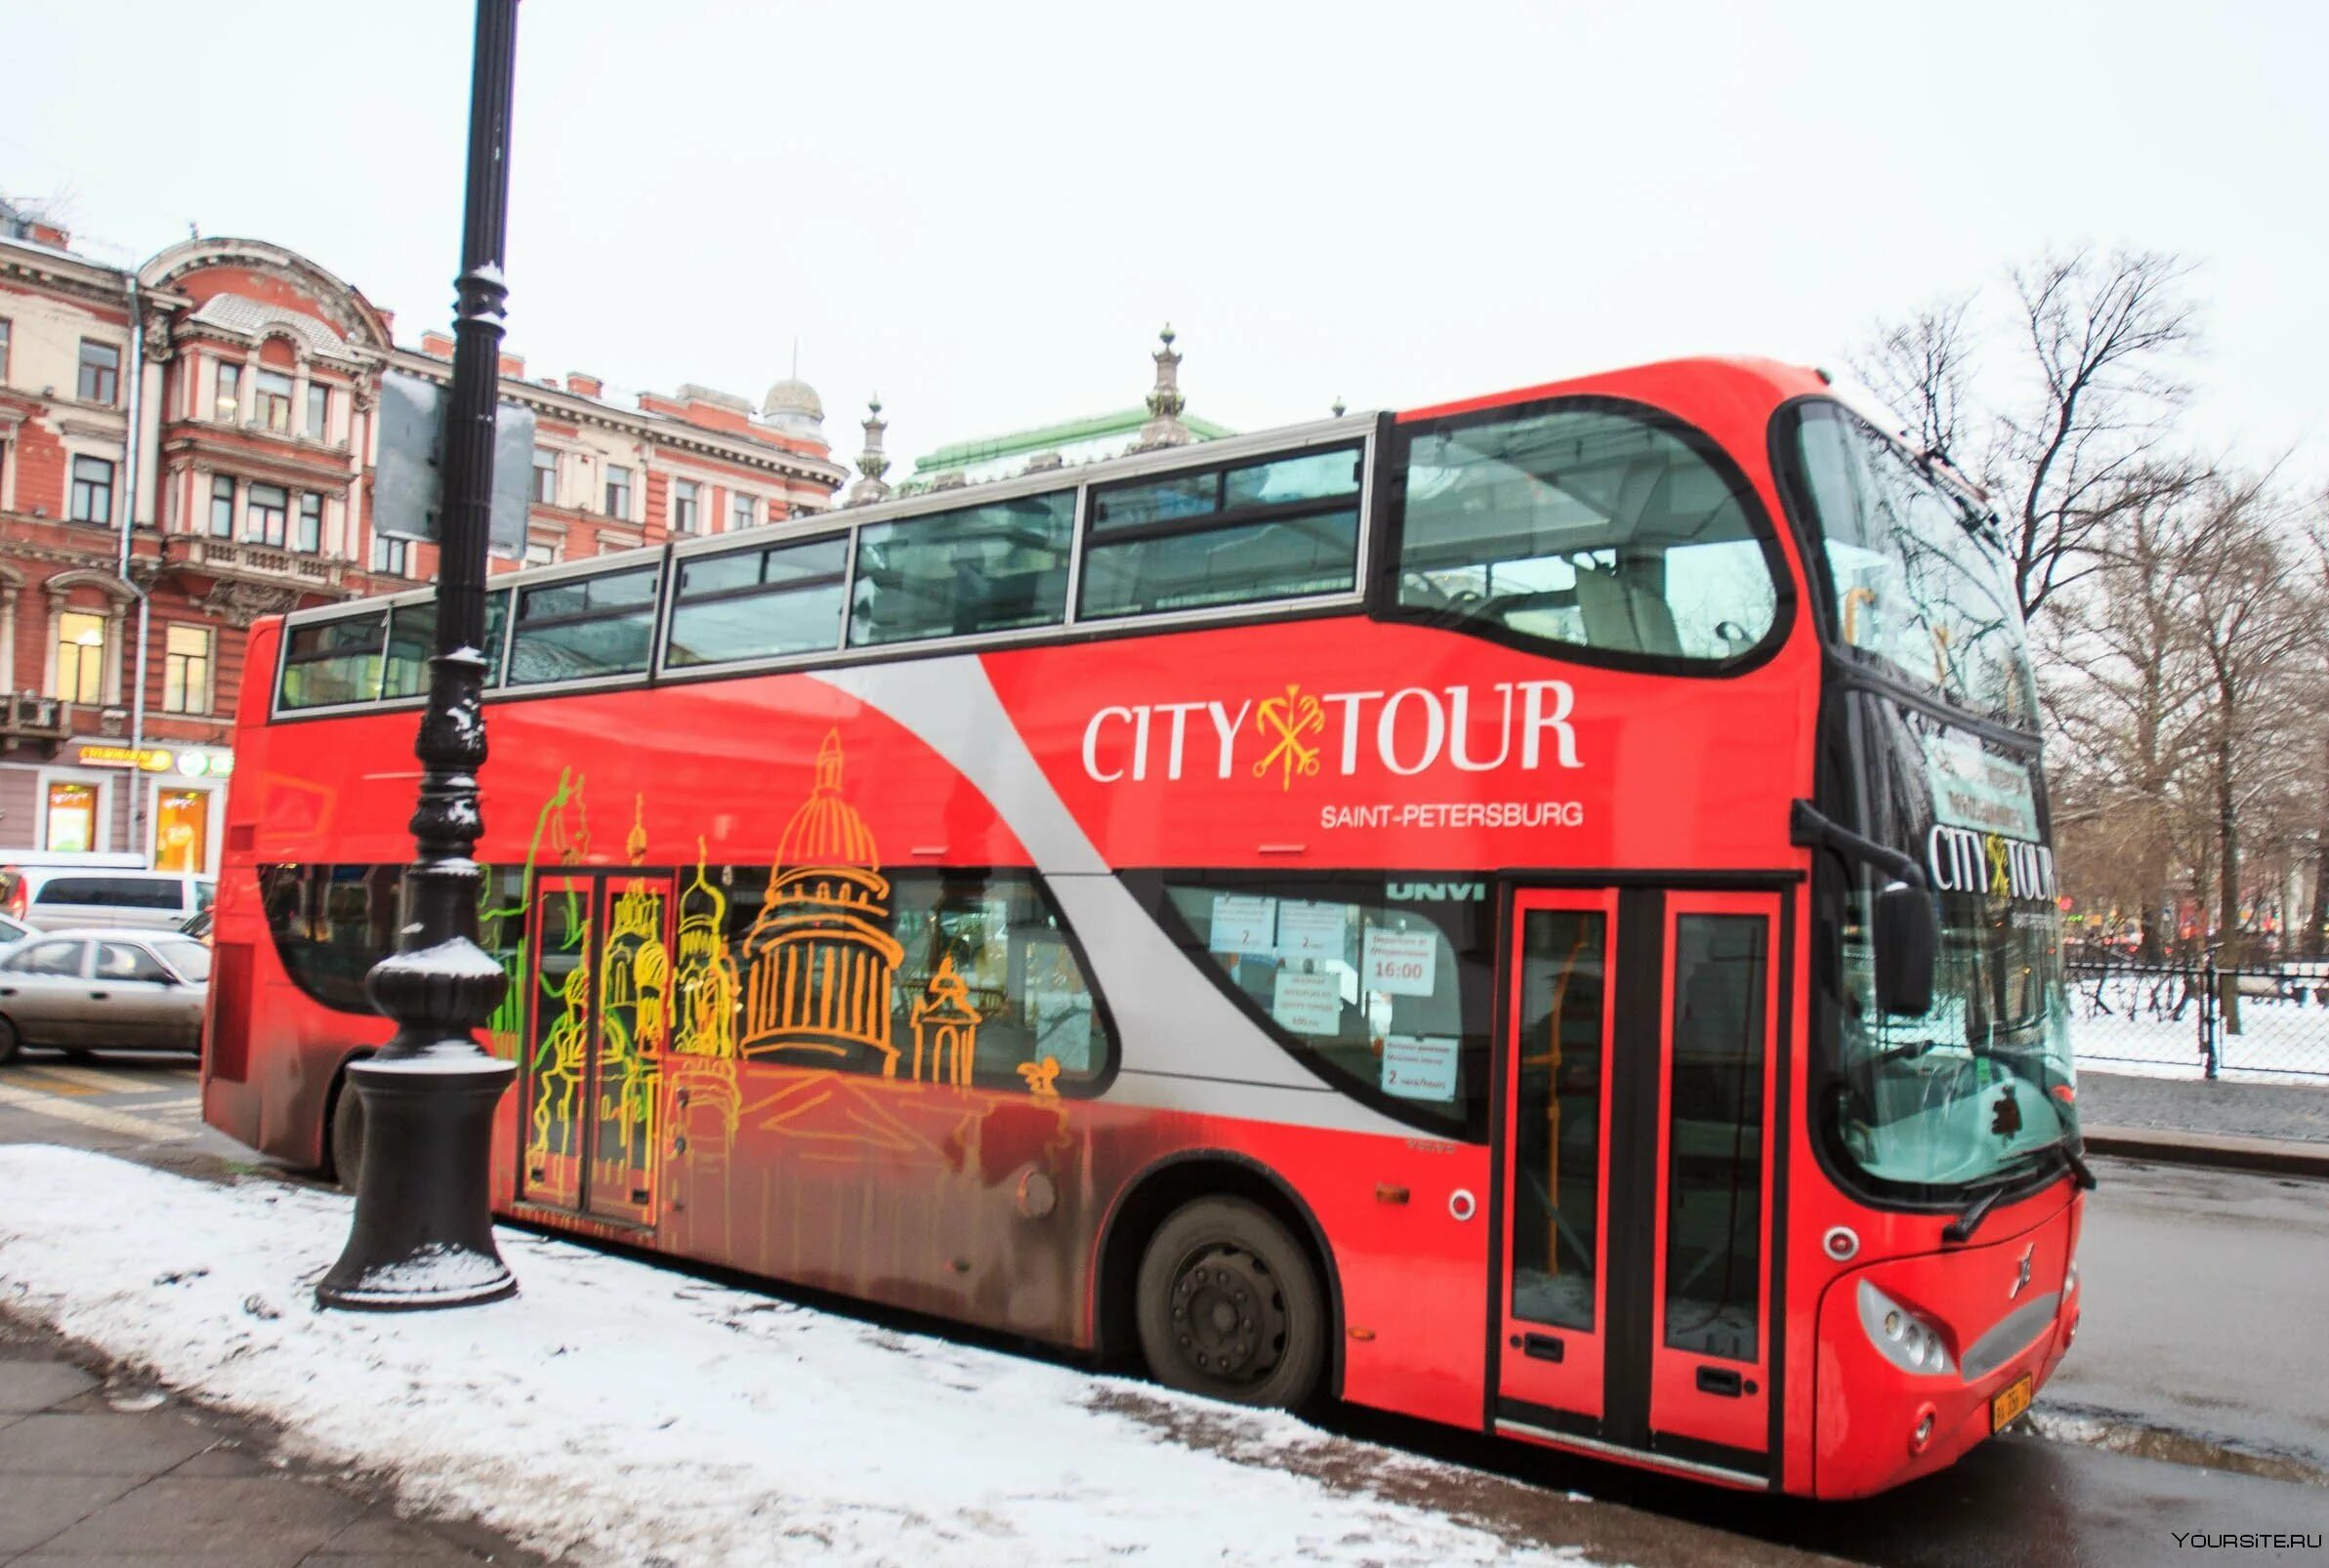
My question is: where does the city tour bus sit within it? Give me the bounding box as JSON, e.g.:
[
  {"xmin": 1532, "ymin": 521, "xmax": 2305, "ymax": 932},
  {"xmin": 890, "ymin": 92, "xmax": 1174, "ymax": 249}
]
[{"xmin": 202, "ymin": 356, "xmax": 2089, "ymax": 1498}]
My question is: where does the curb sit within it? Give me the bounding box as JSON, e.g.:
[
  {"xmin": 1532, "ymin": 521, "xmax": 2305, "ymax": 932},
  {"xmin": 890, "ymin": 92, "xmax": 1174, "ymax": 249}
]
[{"xmin": 2082, "ymin": 1125, "xmax": 2329, "ymax": 1179}]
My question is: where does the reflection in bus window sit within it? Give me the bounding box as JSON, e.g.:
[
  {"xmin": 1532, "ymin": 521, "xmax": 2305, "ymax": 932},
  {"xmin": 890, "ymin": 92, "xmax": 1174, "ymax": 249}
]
[
  {"xmin": 257, "ymin": 861, "xmax": 406, "ymax": 1011},
  {"xmin": 849, "ymin": 491, "xmax": 1074, "ymax": 647},
  {"xmin": 482, "ymin": 590, "xmax": 510, "ymax": 687},
  {"xmin": 382, "ymin": 602, "xmax": 435, "ymax": 698},
  {"xmin": 279, "ymin": 613, "xmax": 387, "ymax": 709},
  {"xmin": 509, "ymin": 566, "xmax": 659, "ymax": 684},
  {"xmin": 1511, "ymin": 908, "xmax": 1606, "ymax": 1332},
  {"xmin": 380, "ymin": 593, "xmax": 511, "ymax": 696},
  {"xmin": 1397, "ymin": 405, "xmax": 1778, "ymax": 664},
  {"xmin": 1664, "ymin": 913, "xmax": 1767, "ymax": 1363},
  {"xmin": 1788, "ymin": 402, "xmax": 2034, "ymax": 725},
  {"xmin": 668, "ymin": 536, "xmax": 848, "ymax": 667},
  {"xmin": 887, "ymin": 871, "xmax": 1111, "ymax": 1091},
  {"xmin": 1081, "ymin": 445, "xmax": 1363, "ymax": 619},
  {"xmin": 1156, "ymin": 876, "xmax": 1491, "ymax": 1136}
]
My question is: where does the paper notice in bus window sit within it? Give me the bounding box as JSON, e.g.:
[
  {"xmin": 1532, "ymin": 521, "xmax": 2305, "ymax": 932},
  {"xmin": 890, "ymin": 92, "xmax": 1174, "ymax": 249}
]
[
  {"xmin": 1270, "ymin": 970, "xmax": 1343, "ymax": 1035},
  {"xmin": 1362, "ymin": 928, "xmax": 1437, "ymax": 997},
  {"xmin": 1276, "ymin": 900, "xmax": 1347, "ymax": 962},
  {"xmin": 1209, "ymin": 894, "xmax": 1277, "ymax": 955},
  {"xmin": 1382, "ymin": 1035, "xmax": 1460, "ymax": 1101}
]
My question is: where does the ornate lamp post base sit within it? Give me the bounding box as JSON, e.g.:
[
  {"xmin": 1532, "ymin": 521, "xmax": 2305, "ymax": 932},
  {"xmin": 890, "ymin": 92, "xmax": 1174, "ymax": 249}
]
[
  {"xmin": 316, "ymin": 1054, "xmax": 519, "ymax": 1311},
  {"xmin": 316, "ymin": 0, "xmax": 522, "ymax": 1314}
]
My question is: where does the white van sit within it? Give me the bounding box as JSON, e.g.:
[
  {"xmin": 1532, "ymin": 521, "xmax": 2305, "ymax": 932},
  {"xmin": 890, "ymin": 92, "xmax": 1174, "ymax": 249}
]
[{"xmin": 0, "ymin": 866, "xmax": 216, "ymax": 932}]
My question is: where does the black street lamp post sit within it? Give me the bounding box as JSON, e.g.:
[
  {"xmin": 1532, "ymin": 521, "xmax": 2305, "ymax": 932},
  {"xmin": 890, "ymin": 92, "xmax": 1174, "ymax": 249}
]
[{"xmin": 316, "ymin": 0, "xmax": 522, "ymax": 1312}]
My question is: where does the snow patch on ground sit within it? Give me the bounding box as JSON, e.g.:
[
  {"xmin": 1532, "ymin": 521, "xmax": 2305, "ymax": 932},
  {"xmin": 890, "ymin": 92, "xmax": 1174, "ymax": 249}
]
[{"xmin": 0, "ymin": 1146, "xmax": 1581, "ymax": 1567}]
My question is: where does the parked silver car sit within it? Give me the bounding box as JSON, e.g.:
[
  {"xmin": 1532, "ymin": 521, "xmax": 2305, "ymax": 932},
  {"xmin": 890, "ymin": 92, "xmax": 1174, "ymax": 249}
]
[{"xmin": 0, "ymin": 928, "xmax": 211, "ymax": 1062}]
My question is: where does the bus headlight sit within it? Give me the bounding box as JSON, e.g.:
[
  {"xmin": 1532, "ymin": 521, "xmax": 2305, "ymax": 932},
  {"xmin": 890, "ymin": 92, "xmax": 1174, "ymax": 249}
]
[{"xmin": 1857, "ymin": 1280, "xmax": 1955, "ymax": 1377}]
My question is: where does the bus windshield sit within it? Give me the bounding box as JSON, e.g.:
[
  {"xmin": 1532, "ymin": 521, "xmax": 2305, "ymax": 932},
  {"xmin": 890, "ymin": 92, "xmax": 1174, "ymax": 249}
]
[
  {"xmin": 1833, "ymin": 703, "xmax": 2077, "ymax": 1194},
  {"xmin": 1788, "ymin": 401, "xmax": 2037, "ymax": 728}
]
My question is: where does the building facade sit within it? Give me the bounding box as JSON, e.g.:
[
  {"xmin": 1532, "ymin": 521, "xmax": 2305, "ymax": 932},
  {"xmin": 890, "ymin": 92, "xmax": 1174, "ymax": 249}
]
[
  {"xmin": 0, "ymin": 201, "xmax": 845, "ymax": 877},
  {"xmin": 896, "ymin": 326, "xmax": 1232, "ymax": 493}
]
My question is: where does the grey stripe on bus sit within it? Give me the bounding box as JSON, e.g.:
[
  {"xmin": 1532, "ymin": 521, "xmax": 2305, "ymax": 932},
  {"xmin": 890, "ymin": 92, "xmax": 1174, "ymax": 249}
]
[{"xmin": 806, "ymin": 657, "xmax": 1422, "ymax": 1138}]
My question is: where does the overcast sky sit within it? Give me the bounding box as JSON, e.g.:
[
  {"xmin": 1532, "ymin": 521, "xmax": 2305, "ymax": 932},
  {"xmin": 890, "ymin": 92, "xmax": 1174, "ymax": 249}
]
[{"xmin": 8, "ymin": 0, "xmax": 2323, "ymax": 480}]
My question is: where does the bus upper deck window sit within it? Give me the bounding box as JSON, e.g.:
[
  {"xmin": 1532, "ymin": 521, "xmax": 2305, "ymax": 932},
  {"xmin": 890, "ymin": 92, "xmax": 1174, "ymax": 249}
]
[
  {"xmin": 507, "ymin": 566, "xmax": 659, "ymax": 685},
  {"xmin": 1394, "ymin": 404, "xmax": 1783, "ymax": 669},
  {"xmin": 278, "ymin": 612, "xmax": 387, "ymax": 710},
  {"xmin": 849, "ymin": 491, "xmax": 1074, "ymax": 648},
  {"xmin": 1081, "ymin": 444, "xmax": 1363, "ymax": 620},
  {"xmin": 668, "ymin": 536, "xmax": 849, "ymax": 668}
]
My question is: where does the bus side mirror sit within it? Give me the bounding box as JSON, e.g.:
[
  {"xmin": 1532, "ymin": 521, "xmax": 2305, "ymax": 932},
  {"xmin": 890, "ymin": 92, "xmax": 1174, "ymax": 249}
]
[{"xmin": 1874, "ymin": 882, "xmax": 1935, "ymax": 1016}]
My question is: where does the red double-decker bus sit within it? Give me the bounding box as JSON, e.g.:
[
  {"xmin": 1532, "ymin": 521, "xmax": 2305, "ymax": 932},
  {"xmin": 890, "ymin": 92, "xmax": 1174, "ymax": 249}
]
[{"xmin": 204, "ymin": 356, "xmax": 2087, "ymax": 1497}]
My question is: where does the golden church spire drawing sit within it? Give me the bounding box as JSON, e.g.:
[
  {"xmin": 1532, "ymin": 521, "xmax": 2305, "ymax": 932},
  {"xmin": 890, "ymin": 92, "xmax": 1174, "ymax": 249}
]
[{"xmin": 739, "ymin": 729, "xmax": 906, "ymax": 1073}]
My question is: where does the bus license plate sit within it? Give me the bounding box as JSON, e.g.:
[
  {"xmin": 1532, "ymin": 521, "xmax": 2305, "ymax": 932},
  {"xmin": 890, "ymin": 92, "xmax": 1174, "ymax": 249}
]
[{"xmin": 1990, "ymin": 1373, "xmax": 2034, "ymax": 1431}]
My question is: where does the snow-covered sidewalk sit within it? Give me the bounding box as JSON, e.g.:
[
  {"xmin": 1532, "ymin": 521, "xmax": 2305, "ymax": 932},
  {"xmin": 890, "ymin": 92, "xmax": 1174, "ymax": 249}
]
[{"xmin": 0, "ymin": 1145, "xmax": 1578, "ymax": 1567}]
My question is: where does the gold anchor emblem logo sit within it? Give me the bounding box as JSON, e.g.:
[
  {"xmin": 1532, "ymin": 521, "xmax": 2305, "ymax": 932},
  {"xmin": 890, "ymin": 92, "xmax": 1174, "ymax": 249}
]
[
  {"xmin": 1252, "ymin": 683, "xmax": 1325, "ymax": 792},
  {"xmin": 1982, "ymin": 833, "xmax": 2013, "ymax": 898}
]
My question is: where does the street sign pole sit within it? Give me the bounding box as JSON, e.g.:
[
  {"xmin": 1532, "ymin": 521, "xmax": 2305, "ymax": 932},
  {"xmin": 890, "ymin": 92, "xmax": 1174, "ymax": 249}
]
[{"xmin": 317, "ymin": 0, "xmax": 522, "ymax": 1312}]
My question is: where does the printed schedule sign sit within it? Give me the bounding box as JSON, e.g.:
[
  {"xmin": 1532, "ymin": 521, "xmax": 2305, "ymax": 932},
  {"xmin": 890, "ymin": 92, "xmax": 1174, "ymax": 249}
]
[
  {"xmin": 1209, "ymin": 894, "xmax": 1277, "ymax": 955},
  {"xmin": 1382, "ymin": 1035, "xmax": 1459, "ymax": 1101},
  {"xmin": 1276, "ymin": 900, "xmax": 1347, "ymax": 962},
  {"xmin": 1362, "ymin": 928, "xmax": 1437, "ymax": 997},
  {"xmin": 1270, "ymin": 970, "xmax": 1344, "ymax": 1035}
]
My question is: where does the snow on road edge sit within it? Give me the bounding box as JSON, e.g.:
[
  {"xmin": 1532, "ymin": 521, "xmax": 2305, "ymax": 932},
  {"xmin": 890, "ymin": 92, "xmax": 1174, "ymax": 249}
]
[{"xmin": 0, "ymin": 1145, "xmax": 1581, "ymax": 1567}]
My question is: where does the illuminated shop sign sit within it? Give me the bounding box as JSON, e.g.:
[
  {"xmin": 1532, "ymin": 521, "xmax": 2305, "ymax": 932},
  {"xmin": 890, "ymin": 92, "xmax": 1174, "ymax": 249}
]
[{"xmin": 72, "ymin": 744, "xmax": 235, "ymax": 779}]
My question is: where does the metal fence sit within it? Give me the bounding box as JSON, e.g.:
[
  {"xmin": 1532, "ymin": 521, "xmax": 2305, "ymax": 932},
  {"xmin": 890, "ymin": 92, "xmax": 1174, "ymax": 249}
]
[{"xmin": 2065, "ymin": 961, "xmax": 2329, "ymax": 1081}]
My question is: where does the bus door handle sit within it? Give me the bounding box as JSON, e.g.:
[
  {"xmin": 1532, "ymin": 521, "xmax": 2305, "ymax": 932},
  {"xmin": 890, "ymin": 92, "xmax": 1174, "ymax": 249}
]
[
  {"xmin": 1695, "ymin": 1365, "xmax": 1747, "ymax": 1397},
  {"xmin": 1522, "ymin": 1333, "xmax": 1564, "ymax": 1363}
]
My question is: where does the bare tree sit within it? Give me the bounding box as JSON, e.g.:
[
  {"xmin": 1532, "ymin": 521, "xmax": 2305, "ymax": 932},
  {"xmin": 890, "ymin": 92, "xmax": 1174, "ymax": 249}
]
[
  {"xmin": 2295, "ymin": 512, "xmax": 2329, "ymax": 958},
  {"xmin": 2177, "ymin": 477, "xmax": 2323, "ymax": 1025},
  {"xmin": 2041, "ymin": 463, "xmax": 2214, "ymax": 959},
  {"xmin": 1857, "ymin": 247, "xmax": 2200, "ymax": 624},
  {"xmin": 1851, "ymin": 294, "xmax": 1976, "ymax": 461},
  {"xmin": 2001, "ymin": 248, "xmax": 2200, "ymax": 619}
]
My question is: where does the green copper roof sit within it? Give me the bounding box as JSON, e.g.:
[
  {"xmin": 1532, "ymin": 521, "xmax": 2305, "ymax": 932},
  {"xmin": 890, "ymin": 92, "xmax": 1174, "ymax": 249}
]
[{"xmin": 914, "ymin": 406, "xmax": 1235, "ymax": 474}]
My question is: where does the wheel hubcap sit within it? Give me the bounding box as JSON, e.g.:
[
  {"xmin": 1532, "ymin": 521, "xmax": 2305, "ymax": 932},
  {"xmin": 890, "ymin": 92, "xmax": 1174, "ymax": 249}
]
[{"xmin": 1167, "ymin": 1243, "xmax": 1286, "ymax": 1386}]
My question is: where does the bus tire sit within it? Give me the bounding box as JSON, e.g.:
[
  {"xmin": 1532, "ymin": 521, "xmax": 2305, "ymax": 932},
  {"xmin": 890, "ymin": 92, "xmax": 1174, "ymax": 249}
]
[
  {"xmin": 1136, "ymin": 1196, "xmax": 1324, "ymax": 1411},
  {"xmin": 329, "ymin": 1076, "xmax": 366, "ymax": 1194},
  {"xmin": 0, "ymin": 1016, "xmax": 18, "ymax": 1066}
]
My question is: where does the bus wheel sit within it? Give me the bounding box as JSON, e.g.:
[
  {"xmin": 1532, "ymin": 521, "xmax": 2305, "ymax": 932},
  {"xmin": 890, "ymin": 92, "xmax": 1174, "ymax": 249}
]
[
  {"xmin": 1136, "ymin": 1196, "xmax": 1324, "ymax": 1410},
  {"xmin": 329, "ymin": 1078, "xmax": 366, "ymax": 1193}
]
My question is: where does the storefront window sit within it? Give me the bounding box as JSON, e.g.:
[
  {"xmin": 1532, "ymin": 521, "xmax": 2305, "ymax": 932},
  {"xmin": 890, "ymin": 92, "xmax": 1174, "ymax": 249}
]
[
  {"xmin": 44, "ymin": 781, "xmax": 99, "ymax": 852},
  {"xmin": 154, "ymin": 787, "xmax": 211, "ymax": 874}
]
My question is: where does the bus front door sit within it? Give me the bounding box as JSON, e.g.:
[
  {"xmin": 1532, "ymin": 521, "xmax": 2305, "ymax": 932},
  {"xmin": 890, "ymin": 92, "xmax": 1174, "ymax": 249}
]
[
  {"xmin": 1496, "ymin": 886, "xmax": 1783, "ymax": 1484},
  {"xmin": 520, "ymin": 871, "xmax": 673, "ymax": 1228}
]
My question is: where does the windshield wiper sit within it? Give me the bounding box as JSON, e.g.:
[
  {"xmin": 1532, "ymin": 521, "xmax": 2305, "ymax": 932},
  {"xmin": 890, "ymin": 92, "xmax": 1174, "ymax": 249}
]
[
  {"xmin": 1943, "ymin": 1143, "xmax": 2097, "ymax": 1243},
  {"xmin": 2062, "ymin": 1143, "xmax": 2099, "ymax": 1191},
  {"xmin": 1941, "ymin": 1178, "xmax": 2014, "ymax": 1244}
]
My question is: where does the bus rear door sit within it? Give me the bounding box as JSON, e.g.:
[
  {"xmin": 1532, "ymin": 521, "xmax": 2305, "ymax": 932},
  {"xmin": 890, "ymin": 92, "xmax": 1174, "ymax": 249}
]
[{"xmin": 520, "ymin": 870, "xmax": 671, "ymax": 1227}]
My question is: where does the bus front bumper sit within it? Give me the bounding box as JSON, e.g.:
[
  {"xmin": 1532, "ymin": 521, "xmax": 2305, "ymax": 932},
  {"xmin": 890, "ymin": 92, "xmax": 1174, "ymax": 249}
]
[{"xmin": 1811, "ymin": 1192, "xmax": 2081, "ymax": 1498}]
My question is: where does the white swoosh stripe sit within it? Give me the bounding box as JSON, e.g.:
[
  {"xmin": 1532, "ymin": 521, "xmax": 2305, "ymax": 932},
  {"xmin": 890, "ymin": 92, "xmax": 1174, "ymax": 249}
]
[{"xmin": 805, "ymin": 658, "xmax": 1417, "ymax": 1135}]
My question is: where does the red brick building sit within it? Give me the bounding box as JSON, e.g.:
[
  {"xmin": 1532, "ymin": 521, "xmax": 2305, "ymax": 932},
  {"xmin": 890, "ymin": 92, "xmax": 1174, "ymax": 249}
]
[{"xmin": 0, "ymin": 202, "xmax": 846, "ymax": 877}]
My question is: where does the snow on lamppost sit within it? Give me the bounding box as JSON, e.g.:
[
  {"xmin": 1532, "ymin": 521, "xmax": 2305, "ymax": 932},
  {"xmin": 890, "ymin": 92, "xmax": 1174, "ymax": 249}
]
[{"xmin": 317, "ymin": 0, "xmax": 522, "ymax": 1311}]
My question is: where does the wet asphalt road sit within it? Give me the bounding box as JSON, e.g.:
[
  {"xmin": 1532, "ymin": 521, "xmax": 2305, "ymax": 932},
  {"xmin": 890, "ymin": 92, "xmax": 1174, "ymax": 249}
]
[
  {"xmin": 2, "ymin": 1050, "xmax": 2325, "ymax": 1566},
  {"xmin": 2050, "ymin": 1155, "xmax": 2329, "ymax": 1477}
]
